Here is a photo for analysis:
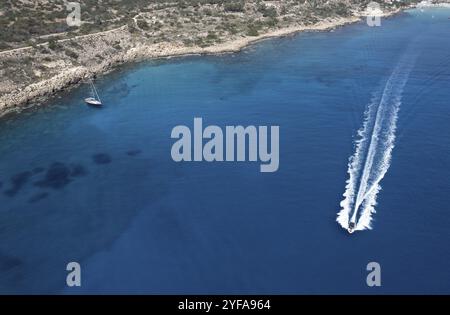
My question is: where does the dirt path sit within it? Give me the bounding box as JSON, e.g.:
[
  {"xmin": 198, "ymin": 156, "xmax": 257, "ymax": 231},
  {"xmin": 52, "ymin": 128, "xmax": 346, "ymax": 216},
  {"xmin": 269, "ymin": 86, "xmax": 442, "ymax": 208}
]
[{"xmin": 0, "ymin": 14, "xmax": 141, "ymax": 56}]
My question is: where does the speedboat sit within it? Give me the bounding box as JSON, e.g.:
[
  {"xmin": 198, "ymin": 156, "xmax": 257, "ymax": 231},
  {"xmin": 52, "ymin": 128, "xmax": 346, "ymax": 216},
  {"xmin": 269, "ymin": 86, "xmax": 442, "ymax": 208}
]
[{"xmin": 347, "ymin": 222, "xmax": 356, "ymax": 234}]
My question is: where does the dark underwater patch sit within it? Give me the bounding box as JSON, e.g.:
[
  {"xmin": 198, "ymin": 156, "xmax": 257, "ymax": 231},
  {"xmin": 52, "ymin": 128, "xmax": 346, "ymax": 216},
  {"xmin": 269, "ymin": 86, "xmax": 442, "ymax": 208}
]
[
  {"xmin": 28, "ymin": 192, "xmax": 49, "ymax": 204},
  {"xmin": 316, "ymin": 76, "xmax": 334, "ymax": 87},
  {"xmin": 70, "ymin": 163, "xmax": 88, "ymax": 177},
  {"xmin": 126, "ymin": 149, "xmax": 142, "ymax": 157},
  {"xmin": 110, "ymin": 82, "xmax": 131, "ymax": 99},
  {"xmin": 4, "ymin": 171, "xmax": 32, "ymax": 197},
  {"xmin": 92, "ymin": 153, "xmax": 112, "ymax": 165},
  {"xmin": 0, "ymin": 253, "xmax": 22, "ymax": 271},
  {"xmin": 34, "ymin": 162, "xmax": 71, "ymax": 190},
  {"xmin": 32, "ymin": 167, "xmax": 45, "ymax": 174}
]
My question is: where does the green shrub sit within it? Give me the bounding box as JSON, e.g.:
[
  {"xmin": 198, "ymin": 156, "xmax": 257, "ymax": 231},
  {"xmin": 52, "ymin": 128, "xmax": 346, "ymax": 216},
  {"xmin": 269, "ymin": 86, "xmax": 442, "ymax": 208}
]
[
  {"xmin": 65, "ymin": 49, "xmax": 79, "ymax": 59},
  {"xmin": 136, "ymin": 19, "xmax": 150, "ymax": 30},
  {"xmin": 224, "ymin": 1, "xmax": 245, "ymax": 13},
  {"xmin": 48, "ymin": 39, "xmax": 61, "ymax": 51},
  {"xmin": 246, "ymin": 24, "xmax": 259, "ymax": 36}
]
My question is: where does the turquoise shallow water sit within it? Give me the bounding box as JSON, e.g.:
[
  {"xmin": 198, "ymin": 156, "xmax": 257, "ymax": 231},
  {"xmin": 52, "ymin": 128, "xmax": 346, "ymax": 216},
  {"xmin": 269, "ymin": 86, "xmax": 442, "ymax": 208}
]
[{"xmin": 0, "ymin": 8, "xmax": 449, "ymax": 294}]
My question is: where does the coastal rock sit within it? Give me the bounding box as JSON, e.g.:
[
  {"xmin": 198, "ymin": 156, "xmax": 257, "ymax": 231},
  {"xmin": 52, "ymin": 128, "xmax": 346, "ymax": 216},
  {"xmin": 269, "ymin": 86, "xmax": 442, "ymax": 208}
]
[{"xmin": 0, "ymin": 1, "xmax": 427, "ymax": 116}]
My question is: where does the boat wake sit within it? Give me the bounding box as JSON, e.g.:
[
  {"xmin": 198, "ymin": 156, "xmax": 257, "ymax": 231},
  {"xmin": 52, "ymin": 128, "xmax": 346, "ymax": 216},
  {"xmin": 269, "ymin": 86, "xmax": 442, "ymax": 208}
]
[{"xmin": 337, "ymin": 51, "xmax": 418, "ymax": 232}]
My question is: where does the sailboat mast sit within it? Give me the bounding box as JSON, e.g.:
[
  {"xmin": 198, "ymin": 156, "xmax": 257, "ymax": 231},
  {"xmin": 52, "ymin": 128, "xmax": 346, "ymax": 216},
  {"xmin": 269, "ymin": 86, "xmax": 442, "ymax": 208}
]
[
  {"xmin": 93, "ymin": 83, "xmax": 101, "ymax": 103},
  {"xmin": 90, "ymin": 80, "xmax": 101, "ymax": 102}
]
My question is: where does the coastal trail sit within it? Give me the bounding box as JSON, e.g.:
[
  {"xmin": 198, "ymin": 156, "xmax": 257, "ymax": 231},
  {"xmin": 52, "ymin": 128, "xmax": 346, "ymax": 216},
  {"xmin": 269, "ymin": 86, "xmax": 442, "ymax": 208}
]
[{"xmin": 0, "ymin": 12, "xmax": 146, "ymax": 57}]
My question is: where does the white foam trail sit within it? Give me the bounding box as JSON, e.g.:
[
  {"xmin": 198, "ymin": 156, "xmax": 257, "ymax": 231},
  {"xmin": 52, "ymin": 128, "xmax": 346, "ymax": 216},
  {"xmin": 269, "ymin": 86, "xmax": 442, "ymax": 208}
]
[{"xmin": 337, "ymin": 52, "xmax": 417, "ymax": 232}]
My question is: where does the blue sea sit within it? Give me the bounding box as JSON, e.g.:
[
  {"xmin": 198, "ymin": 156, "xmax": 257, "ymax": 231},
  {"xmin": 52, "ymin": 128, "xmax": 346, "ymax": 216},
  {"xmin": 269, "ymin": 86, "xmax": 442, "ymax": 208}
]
[{"xmin": 0, "ymin": 8, "xmax": 449, "ymax": 294}]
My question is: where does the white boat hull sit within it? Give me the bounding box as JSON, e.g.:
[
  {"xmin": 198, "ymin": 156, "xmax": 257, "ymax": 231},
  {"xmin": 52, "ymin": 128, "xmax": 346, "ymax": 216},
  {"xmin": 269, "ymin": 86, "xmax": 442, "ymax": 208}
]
[{"xmin": 84, "ymin": 98, "xmax": 102, "ymax": 106}]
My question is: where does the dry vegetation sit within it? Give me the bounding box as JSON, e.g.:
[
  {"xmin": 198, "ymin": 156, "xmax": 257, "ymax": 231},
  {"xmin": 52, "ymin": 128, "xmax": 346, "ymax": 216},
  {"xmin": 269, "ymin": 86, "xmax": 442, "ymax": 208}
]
[{"xmin": 0, "ymin": 0, "xmax": 427, "ymax": 110}]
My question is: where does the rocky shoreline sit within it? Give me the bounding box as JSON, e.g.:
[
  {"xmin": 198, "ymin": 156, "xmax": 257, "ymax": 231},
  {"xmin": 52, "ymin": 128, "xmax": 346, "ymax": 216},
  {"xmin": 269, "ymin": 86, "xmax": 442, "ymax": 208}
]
[{"xmin": 0, "ymin": 5, "xmax": 421, "ymax": 117}]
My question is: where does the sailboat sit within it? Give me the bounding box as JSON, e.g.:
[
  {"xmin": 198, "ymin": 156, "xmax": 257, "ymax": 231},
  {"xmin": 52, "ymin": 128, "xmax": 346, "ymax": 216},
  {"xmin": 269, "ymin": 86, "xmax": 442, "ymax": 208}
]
[{"xmin": 84, "ymin": 79, "xmax": 102, "ymax": 106}]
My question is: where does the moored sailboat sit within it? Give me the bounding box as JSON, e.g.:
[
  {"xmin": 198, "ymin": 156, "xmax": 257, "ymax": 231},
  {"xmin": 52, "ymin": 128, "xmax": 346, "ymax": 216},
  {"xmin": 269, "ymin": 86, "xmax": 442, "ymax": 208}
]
[{"xmin": 85, "ymin": 79, "xmax": 102, "ymax": 106}]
